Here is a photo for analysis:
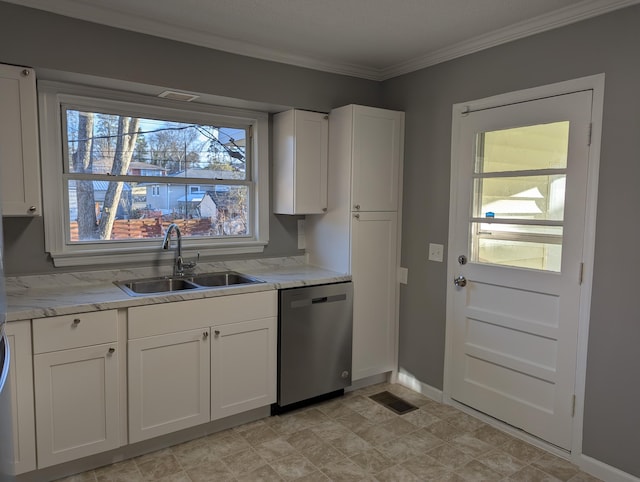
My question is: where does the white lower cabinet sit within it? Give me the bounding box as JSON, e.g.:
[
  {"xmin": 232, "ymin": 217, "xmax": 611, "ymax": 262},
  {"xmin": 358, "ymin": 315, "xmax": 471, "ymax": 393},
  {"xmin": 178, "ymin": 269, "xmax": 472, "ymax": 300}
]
[
  {"xmin": 128, "ymin": 329, "xmax": 211, "ymax": 444},
  {"xmin": 34, "ymin": 343, "xmax": 120, "ymax": 468},
  {"xmin": 128, "ymin": 291, "xmax": 277, "ymax": 443},
  {"xmin": 351, "ymin": 211, "xmax": 398, "ymax": 380},
  {"xmin": 32, "ymin": 310, "xmax": 120, "ymax": 468},
  {"xmin": 5, "ymin": 321, "xmax": 36, "ymax": 475},
  {"xmin": 211, "ymin": 317, "xmax": 277, "ymax": 420}
]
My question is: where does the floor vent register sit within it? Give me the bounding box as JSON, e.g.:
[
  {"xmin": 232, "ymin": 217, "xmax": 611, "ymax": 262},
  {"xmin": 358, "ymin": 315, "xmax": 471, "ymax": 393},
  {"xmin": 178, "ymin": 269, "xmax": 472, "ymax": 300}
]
[{"xmin": 369, "ymin": 391, "xmax": 418, "ymax": 415}]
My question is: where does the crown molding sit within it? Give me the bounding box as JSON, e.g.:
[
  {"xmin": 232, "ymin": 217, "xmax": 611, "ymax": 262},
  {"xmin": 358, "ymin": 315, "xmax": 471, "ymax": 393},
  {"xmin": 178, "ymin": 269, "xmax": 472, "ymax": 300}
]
[
  {"xmin": 379, "ymin": 0, "xmax": 640, "ymax": 80},
  {"xmin": 4, "ymin": 0, "xmax": 640, "ymax": 81}
]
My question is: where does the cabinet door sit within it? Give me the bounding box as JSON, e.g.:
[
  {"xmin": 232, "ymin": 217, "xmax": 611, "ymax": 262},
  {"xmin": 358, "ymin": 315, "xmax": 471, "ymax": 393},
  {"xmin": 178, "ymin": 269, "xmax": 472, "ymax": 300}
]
[
  {"xmin": 351, "ymin": 106, "xmax": 403, "ymax": 212},
  {"xmin": 0, "ymin": 64, "xmax": 41, "ymax": 216},
  {"xmin": 34, "ymin": 343, "xmax": 119, "ymax": 468},
  {"xmin": 211, "ymin": 317, "xmax": 276, "ymax": 420},
  {"xmin": 273, "ymin": 109, "xmax": 328, "ymax": 214},
  {"xmin": 128, "ymin": 329, "xmax": 210, "ymax": 443},
  {"xmin": 5, "ymin": 321, "xmax": 36, "ymax": 475},
  {"xmin": 351, "ymin": 211, "xmax": 398, "ymax": 380}
]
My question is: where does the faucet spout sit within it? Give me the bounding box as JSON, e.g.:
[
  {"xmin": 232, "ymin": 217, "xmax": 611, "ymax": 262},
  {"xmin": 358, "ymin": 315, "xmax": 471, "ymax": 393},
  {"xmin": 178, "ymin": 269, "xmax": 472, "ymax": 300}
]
[{"xmin": 162, "ymin": 223, "xmax": 183, "ymax": 276}]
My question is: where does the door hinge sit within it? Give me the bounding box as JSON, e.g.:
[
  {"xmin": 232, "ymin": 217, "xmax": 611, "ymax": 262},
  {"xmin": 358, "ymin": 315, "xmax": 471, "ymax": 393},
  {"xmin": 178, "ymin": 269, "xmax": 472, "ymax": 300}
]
[
  {"xmin": 587, "ymin": 123, "xmax": 592, "ymax": 146},
  {"xmin": 571, "ymin": 394, "xmax": 576, "ymax": 417},
  {"xmin": 578, "ymin": 262, "xmax": 584, "ymax": 285}
]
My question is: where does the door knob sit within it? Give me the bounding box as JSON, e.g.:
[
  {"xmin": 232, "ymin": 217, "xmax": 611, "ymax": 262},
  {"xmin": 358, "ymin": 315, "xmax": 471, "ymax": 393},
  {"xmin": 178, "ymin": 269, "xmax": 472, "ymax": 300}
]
[{"xmin": 454, "ymin": 276, "xmax": 467, "ymax": 287}]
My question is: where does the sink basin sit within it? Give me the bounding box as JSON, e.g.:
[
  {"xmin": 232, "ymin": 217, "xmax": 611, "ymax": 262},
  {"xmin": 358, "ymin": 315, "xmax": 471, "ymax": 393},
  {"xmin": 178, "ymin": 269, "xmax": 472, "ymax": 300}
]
[
  {"xmin": 188, "ymin": 272, "xmax": 263, "ymax": 287},
  {"xmin": 117, "ymin": 277, "xmax": 199, "ymax": 296},
  {"xmin": 116, "ymin": 271, "xmax": 265, "ymax": 296}
]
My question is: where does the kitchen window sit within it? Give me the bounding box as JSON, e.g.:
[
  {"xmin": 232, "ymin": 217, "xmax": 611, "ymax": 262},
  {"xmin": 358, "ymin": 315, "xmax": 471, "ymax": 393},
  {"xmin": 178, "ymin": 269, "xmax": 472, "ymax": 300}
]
[{"xmin": 39, "ymin": 81, "xmax": 269, "ymax": 267}]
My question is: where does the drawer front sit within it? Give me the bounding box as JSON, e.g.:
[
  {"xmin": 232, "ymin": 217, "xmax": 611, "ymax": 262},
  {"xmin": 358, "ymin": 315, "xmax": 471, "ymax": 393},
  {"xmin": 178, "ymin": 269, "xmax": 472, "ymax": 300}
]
[
  {"xmin": 33, "ymin": 310, "xmax": 118, "ymax": 354},
  {"xmin": 129, "ymin": 291, "xmax": 277, "ymax": 339}
]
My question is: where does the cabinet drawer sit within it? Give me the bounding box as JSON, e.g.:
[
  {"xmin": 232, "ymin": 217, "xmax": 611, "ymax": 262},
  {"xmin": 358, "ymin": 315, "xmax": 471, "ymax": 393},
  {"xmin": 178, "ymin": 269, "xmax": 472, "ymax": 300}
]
[
  {"xmin": 33, "ymin": 310, "xmax": 118, "ymax": 354},
  {"xmin": 129, "ymin": 291, "xmax": 277, "ymax": 339}
]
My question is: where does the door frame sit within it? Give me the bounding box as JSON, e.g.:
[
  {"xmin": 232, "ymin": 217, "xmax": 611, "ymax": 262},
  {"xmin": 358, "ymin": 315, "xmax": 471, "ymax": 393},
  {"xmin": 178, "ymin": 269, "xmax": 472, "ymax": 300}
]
[{"xmin": 443, "ymin": 74, "xmax": 605, "ymax": 460}]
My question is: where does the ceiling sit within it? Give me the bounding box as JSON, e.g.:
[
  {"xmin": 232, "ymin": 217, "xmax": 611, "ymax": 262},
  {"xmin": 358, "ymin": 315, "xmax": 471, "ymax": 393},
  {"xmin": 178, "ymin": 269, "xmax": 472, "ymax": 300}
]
[{"xmin": 4, "ymin": 0, "xmax": 639, "ymax": 80}]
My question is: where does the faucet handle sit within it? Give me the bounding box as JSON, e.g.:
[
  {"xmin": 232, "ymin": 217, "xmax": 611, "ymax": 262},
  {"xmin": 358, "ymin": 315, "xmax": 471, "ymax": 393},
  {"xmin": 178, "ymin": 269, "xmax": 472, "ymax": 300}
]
[{"xmin": 183, "ymin": 252, "xmax": 199, "ymax": 273}]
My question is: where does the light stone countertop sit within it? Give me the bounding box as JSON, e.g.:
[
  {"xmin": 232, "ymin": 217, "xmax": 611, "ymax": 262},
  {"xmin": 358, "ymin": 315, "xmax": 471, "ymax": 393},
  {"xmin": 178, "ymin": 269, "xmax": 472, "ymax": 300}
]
[{"xmin": 5, "ymin": 256, "xmax": 350, "ymax": 322}]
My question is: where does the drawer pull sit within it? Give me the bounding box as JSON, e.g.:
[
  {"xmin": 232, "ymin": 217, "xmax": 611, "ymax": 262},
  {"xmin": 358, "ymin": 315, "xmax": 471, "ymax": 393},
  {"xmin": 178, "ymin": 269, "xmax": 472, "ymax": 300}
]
[
  {"xmin": 214, "ymin": 330, "xmax": 220, "ymax": 338},
  {"xmin": 72, "ymin": 318, "xmax": 81, "ymax": 327},
  {"xmin": 108, "ymin": 347, "xmax": 115, "ymax": 355},
  {"xmin": 203, "ymin": 332, "xmax": 209, "ymax": 339}
]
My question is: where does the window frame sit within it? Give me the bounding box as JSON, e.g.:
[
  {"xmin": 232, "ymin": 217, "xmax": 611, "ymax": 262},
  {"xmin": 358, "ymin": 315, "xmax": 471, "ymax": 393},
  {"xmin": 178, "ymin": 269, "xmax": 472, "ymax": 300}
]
[{"xmin": 39, "ymin": 81, "xmax": 269, "ymax": 267}]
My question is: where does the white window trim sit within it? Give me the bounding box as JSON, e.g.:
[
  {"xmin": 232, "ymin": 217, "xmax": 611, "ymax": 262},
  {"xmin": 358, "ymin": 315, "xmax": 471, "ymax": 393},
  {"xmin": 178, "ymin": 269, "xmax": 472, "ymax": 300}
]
[{"xmin": 38, "ymin": 80, "xmax": 269, "ymax": 267}]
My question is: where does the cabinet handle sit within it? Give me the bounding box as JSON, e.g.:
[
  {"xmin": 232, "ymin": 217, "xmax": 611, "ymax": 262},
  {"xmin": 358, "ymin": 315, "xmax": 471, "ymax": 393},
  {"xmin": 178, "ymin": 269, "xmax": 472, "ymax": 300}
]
[
  {"xmin": 28, "ymin": 206, "xmax": 37, "ymax": 213},
  {"xmin": 354, "ymin": 213, "xmax": 360, "ymax": 219},
  {"xmin": 214, "ymin": 330, "xmax": 220, "ymax": 338},
  {"xmin": 354, "ymin": 204, "xmax": 361, "ymax": 210},
  {"xmin": 108, "ymin": 347, "xmax": 115, "ymax": 355},
  {"xmin": 21, "ymin": 69, "xmax": 30, "ymax": 77},
  {"xmin": 203, "ymin": 332, "xmax": 209, "ymax": 339},
  {"xmin": 72, "ymin": 318, "xmax": 81, "ymax": 327}
]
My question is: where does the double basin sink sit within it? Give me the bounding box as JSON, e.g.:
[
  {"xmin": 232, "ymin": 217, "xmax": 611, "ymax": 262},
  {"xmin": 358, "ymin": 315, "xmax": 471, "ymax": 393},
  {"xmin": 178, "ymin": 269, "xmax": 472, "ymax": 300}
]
[{"xmin": 115, "ymin": 271, "xmax": 265, "ymax": 297}]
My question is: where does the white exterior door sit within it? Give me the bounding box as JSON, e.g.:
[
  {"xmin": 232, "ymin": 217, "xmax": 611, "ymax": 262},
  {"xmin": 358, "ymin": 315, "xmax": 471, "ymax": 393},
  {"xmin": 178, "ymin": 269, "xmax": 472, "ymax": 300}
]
[{"xmin": 447, "ymin": 90, "xmax": 593, "ymax": 450}]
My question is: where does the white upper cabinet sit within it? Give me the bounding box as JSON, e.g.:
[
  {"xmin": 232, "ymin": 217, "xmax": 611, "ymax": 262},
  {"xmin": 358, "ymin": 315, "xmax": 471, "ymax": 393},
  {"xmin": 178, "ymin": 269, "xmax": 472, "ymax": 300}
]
[
  {"xmin": 350, "ymin": 105, "xmax": 403, "ymax": 212},
  {"xmin": 273, "ymin": 109, "xmax": 328, "ymax": 214},
  {"xmin": 0, "ymin": 64, "xmax": 41, "ymax": 216}
]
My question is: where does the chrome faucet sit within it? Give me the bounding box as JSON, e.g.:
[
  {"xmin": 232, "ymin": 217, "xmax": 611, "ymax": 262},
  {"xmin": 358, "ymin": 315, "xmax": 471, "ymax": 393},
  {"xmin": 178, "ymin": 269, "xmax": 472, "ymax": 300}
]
[{"xmin": 162, "ymin": 223, "xmax": 189, "ymax": 276}]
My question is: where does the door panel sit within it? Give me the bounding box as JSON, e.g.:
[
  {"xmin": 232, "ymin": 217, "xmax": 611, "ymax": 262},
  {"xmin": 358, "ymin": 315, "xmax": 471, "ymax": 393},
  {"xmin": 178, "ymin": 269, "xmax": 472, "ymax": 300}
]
[{"xmin": 448, "ymin": 90, "xmax": 593, "ymax": 450}]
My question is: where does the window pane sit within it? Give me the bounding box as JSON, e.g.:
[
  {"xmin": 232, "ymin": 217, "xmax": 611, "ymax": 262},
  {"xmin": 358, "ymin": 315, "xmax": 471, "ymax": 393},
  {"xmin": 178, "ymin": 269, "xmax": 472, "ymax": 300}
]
[
  {"xmin": 474, "ymin": 175, "xmax": 566, "ymax": 221},
  {"xmin": 474, "ymin": 222, "xmax": 563, "ymax": 237},
  {"xmin": 475, "ymin": 238, "xmax": 562, "ymax": 272},
  {"xmin": 476, "ymin": 121, "xmax": 569, "ymax": 173},
  {"xmin": 68, "ymin": 180, "xmax": 249, "ymax": 242},
  {"xmin": 471, "ymin": 223, "xmax": 562, "ymax": 272},
  {"xmin": 65, "ymin": 109, "xmax": 247, "ymax": 180}
]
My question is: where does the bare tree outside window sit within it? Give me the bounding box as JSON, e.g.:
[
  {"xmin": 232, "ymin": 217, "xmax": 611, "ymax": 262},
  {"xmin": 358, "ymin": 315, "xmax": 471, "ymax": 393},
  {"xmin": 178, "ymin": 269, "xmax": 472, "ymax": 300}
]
[{"xmin": 64, "ymin": 108, "xmax": 250, "ymax": 243}]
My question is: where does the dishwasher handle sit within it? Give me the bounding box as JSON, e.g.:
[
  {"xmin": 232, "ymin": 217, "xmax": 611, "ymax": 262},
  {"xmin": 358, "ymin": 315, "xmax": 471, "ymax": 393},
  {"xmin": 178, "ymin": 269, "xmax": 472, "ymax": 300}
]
[{"xmin": 290, "ymin": 293, "xmax": 347, "ymax": 309}]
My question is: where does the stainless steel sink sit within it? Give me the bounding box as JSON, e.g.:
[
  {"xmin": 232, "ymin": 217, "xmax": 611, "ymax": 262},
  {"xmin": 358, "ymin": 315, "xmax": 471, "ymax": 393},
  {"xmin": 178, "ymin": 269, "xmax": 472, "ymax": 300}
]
[
  {"xmin": 117, "ymin": 277, "xmax": 200, "ymax": 296},
  {"xmin": 187, "ymin": 272, "xmax": 263, "ymax": 287},
  {"xmin": 115, "ymin": 271, "xmax": 265, "ymax": 296}
]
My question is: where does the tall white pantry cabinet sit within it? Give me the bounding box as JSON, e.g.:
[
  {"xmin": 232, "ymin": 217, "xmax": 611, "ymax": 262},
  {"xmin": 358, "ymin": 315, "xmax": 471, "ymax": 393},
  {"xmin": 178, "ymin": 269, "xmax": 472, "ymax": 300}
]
[{"xmin": 306, "ymin": 105, "xmax": 404, "ymax": 381}]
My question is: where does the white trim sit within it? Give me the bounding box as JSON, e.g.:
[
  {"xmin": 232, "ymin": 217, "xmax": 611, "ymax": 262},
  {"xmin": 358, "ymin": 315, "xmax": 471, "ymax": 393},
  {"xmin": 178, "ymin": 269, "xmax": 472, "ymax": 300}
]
[
  {"xmin": 3, "ymin": 0, "xmax": 638, "ymax": 80},
  {"xmin": 580, "ymin": 455, "xmax": 640, "ymax": 482},
  {"xmin": 38, "ymin": 80, "xmax": 269, "ymax": 267},
  {"xmin": 444, "ymin": 74, "xmax": 604, "ymax": 459},
  {"xmin": 396, "ymin": 369, "xmax": 443, "ymax": 403}
]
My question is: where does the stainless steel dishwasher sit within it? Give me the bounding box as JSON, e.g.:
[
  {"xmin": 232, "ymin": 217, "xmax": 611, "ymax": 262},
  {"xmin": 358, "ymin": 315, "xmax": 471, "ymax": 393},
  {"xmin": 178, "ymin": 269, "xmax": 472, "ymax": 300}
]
[{"xmin": 275, "ymin": 282, "xmax": 353, "ymax": 412}]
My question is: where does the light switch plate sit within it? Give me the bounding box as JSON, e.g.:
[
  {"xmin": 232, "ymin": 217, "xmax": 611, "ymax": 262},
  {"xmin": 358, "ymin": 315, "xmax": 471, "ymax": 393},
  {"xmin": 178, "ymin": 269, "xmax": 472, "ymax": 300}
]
[
  {"xmin": 428, "ymin": 243, "xmax": 444, "ymax": 262},
  {"xmin": 398, "ymin": 267, "xmax": 408, "ymax": 284}
]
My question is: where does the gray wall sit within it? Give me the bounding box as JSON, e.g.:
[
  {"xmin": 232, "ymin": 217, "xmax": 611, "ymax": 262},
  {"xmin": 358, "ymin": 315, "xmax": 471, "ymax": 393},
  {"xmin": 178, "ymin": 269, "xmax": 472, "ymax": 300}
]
[
  {"xmin": 0, "ymin": 1, "xmax": 381, "ymax": 275},
  {"xmin": 382, "ymin": 5, "xmax": 640, "ymax": 477},
  {"xmin": 2, "ymin": 0, "xmax": 640, "ymax": 477}
]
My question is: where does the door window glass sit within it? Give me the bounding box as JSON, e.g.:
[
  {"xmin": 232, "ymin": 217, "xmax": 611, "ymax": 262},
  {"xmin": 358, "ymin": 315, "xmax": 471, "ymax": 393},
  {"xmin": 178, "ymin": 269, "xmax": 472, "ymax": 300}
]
[{"xmin": 471, "ymin": 122, "xmax": 570, "ymax": 272}]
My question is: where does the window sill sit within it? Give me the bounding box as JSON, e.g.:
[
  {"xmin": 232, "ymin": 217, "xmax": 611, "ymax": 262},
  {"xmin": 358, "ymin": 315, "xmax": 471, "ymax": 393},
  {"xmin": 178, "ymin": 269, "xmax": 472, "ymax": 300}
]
[{"xmin": 50, "ymin": 242, "xmax": 266, "ymax": 268}]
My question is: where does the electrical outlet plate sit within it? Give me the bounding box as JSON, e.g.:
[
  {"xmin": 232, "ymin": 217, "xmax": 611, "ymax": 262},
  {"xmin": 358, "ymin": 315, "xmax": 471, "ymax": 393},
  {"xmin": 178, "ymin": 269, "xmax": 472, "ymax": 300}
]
[{"xmin": 428, "ymin": 243, "xmax": 444, "ymax": 262}]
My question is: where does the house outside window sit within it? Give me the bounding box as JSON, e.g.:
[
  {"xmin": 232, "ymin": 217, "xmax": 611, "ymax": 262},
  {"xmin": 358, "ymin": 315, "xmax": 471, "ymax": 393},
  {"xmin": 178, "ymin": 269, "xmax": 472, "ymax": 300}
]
[{"xmin": 39, "ymin": 81, "xmax": 269, "ymax": 267}]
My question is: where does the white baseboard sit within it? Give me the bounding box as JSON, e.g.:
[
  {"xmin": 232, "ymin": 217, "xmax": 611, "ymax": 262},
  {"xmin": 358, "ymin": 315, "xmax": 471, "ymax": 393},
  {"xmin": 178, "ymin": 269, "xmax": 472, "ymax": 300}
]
[
  {"xmin": 396, "ymin": 369, "xmax": 443, "ymax": 402},
  {"xmin": 579, "ymin": 455, "xmax": 640, "ymax": 482}
]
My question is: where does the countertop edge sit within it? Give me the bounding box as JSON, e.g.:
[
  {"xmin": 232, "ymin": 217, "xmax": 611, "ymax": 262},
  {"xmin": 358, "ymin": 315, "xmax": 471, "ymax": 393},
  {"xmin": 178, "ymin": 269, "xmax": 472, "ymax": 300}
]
[{"xmin": 6, "ymin": 267, "xmax": 351, "ymax": 322}]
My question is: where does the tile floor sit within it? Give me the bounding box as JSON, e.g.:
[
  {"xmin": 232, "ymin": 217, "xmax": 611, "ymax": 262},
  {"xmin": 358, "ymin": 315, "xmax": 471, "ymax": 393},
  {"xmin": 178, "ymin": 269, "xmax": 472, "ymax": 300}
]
[{"xmin": 56, "ymin": 383, "xmax": 601, "ymax": 482}]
